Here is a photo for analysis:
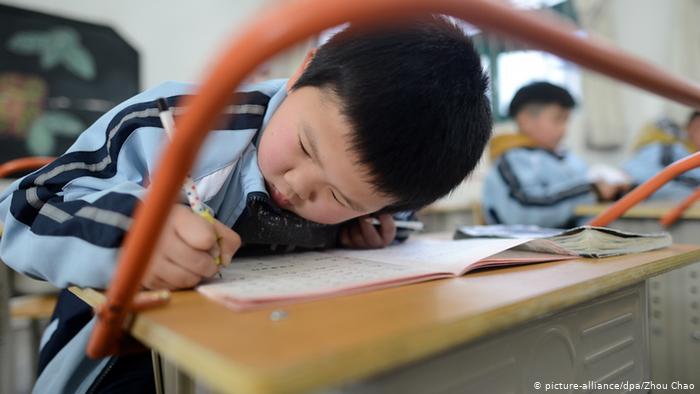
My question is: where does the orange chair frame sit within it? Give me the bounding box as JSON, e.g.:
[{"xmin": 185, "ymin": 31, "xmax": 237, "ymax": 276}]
[
  {"xmin": 87, "ymin": 0, "xmax": 700, "ymax": 358},
  {"xmin": 0, "ymin": 157, "xmax": 54, "ymax": 179},
  {"xmin": 660, "ymin": 186, "xmax": 700, "ymax": 228}
]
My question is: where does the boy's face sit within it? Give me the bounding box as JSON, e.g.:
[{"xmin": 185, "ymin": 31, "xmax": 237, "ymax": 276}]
[
  {"xmin": 257, "ymin": 86, "xmax": 395, "ymax": 224},
  {"xmin": 517, "ymin": 104, "xmax": 570, "ymax": 150},
  {"xmin": 688, "ymin": 116, "xmax": 700, "ymax": 150}
]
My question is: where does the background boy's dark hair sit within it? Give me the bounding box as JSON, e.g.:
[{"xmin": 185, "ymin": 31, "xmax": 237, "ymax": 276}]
[
  {"xmin": 508, "ymin": 81, "xmax": 575, "ymax": 118},
  {"xmin": 292, "ymin": 15, "xmax": 491, "ymax": 212},
  {"xmin": 687, "ymin": 110, "xmax": 700, "ymax": 126}
]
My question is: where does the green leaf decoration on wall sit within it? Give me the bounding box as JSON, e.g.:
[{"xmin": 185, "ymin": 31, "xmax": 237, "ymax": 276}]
[
  {"xmin": 7, "ymin": 26, "xmax": 96, "ymax": 80},
  {"xmin": 27, "ymin": 111, "xmax": 84, "ymax": 155}
]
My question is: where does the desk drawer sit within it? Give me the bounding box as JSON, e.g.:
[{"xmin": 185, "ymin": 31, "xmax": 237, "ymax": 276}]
[{"xmin": 338, "ymin": 283, "xmax": 648, "ymax": 394}]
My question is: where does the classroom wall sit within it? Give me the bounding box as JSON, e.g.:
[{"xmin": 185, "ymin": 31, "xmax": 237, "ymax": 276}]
[{"xmin": 0, "ymin": 0, "xmax": 305, "ymax": 89}]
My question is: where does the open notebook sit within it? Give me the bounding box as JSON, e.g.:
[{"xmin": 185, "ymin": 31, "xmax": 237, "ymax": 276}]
[{"xmin": 197, "ymin": 238, "xmax": 576, "ymax": 311}]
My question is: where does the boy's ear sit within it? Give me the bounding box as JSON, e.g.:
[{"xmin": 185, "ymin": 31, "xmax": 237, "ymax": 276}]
[{"xmin": 286, "ymin": 48, "xmax": 317, "ymax": 92}]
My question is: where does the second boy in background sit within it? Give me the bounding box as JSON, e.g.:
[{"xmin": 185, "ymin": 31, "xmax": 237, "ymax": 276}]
[{"xmin": 482, "ymin": 82, "xmax": 627, "ymax": 228}]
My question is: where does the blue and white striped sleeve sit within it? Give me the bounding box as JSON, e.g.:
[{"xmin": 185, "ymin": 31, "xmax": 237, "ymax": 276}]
[{"xmin": 0, "ymin": 82, "xmax": 196, "ymax": 288}]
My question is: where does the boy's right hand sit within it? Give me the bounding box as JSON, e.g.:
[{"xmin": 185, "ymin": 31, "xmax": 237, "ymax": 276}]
[{"xmin": 142, "ymin": 204, "xmax": 241, "ymax": 290}]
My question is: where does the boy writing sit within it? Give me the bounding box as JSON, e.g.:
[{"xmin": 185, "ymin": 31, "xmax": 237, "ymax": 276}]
[
  {"xmin": 0, "ymin": 16, "xmax": 492, "ymax": 392},
  {"xmin": 482, "ymin": 81, "xmax": 624, "ymax": 228}
]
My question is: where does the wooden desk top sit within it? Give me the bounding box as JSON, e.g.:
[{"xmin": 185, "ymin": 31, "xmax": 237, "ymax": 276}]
[
  {"xmin": 71, "ymin": 244, "xmax": 700, "ymax": 394},
  {"xmin": 575, "ymin": 202, "xmax": 700, "ymax": 219}
]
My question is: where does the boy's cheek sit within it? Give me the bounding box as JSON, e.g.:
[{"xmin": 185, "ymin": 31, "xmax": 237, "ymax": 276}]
[
  {"xmin": 258, "ymin": 131, "xmax": 291, "ymax": 173},
  {"xmin": 258, "ymin": 151, "xmax": 285, "ymax": 183}
]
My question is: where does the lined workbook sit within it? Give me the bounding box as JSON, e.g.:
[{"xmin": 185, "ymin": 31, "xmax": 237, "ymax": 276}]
[{"xmin": 197, "ymin": 238, "xmax": 575, "ymax": 311}]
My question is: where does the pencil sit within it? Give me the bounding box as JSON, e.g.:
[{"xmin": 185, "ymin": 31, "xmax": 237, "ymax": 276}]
[
  {"xmin": 157, "ymin": 98, "xmax": 224, "ymax": 268},
  {"xmin": 369, "ymin": 218, "xmax": 424, "ymax": 231}
]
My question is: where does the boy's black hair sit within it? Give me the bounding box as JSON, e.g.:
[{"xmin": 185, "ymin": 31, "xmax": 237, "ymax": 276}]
[
  {"xmin": 508, "ymin": 81, "xmax": 575, "ymax": 118},
  {"xmin": 292, "ymin": 16, "xmax": 492, "ymax": 212},
  {"xmin": 687, "ymin": 110, "xmax": 700, "ymax": 126}
]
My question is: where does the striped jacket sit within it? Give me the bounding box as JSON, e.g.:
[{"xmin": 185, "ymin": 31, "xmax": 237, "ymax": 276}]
[
  {"xmin": 0, "ymin": 79, "xmax": 295, "ymax": 393},
  {"xmin": 481, "ymin": 134, "xmax": 596, "ymax": 228}
]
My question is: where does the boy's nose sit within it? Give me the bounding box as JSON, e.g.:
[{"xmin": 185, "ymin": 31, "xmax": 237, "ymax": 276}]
[
  {"xmin": 296, "ymin": 186, "xmax": 316, "ymax": 202},
  {"xmin": 285, "ymin": 168, "xmax": 320, "ymax": 202},
  {"xmin": 294, "ymin": 174, "xmax": 319, "ymax": 202}
]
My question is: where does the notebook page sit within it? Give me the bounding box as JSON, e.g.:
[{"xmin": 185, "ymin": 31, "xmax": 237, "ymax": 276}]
[
  {"xmin": 330, "ymin": 238, "xmax": 530, "ymax": 275},
  {"xmin": 200, "ymin": 251, "xmax": 438, "ymax": 301}
]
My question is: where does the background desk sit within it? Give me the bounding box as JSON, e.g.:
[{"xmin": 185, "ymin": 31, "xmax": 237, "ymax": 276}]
[
  {"xmin": 73, "ymin": 245, "xmax": 700, "ymax": 394},
  {"xmin": 576, "ymin": 202, "xmax": 700, "ymax": 389}
]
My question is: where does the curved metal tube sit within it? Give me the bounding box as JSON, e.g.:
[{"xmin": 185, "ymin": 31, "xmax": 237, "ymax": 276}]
[
  {"xmin": 659, "ymin": 186, "xmax": 700, "ymax": 228},
  {"xmin": 0, "ymin": 157, "xmax": 54, "ymax": 179},
  {"xmin": 87, "ymin": 0, "xmax": 700, "ymax": 357}
]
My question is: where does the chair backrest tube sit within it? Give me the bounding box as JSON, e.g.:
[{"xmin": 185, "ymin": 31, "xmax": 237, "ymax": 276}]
[
  {"xmin": 0, "ymin": 157, "xmax": 55, "ymax": 179},
  {"xmin": 659, "ymin": 186, "xmax": 700, "ymax": 228}
]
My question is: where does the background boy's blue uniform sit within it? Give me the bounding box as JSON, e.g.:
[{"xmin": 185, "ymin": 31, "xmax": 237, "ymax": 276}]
[
  {"xmin": 624, "ymin": 144, "xmax": 700, "ymax": 200},
  {"xmin": 481, "ymin": 134, "xmax": 596, "ymax": 228},
  {"xmin": 623, "ymin": 119, "xmax": 700, "ymax": 201}
]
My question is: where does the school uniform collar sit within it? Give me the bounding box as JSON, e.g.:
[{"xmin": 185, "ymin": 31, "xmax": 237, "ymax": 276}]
[{"xmin": 489, "ymin": 133, "xmax": 541, "ymax": 160}]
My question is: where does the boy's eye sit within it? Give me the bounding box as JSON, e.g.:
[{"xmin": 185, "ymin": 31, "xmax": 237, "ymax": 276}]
[
  {"xmin": 299, "ymin": 136, "xmax": 310, "ymax": 157},
  {"xmin": 330, "ymin": 190, "xmax": 345, "ymax": 207}
]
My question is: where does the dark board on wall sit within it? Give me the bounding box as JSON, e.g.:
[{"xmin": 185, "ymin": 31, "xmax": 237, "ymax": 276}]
[{"xmin": 0, "ymin": 4, "xmax": 139, "ymax": 162}]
